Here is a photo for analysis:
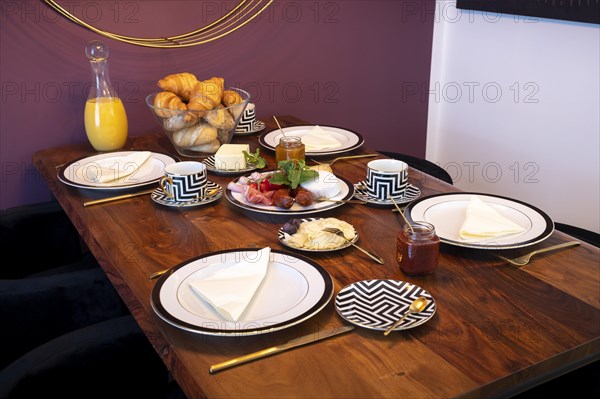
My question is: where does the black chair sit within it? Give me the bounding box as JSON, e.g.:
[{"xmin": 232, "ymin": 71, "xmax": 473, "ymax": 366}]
[
  {"xmin": 0, "ymin": 316, "xmax": 177, "ymax": 399},
  {"xmin": 0, "ymin": 201, "xmax": 129, "ymax": 368},
  {"xmin": 377, "ymin": 150, "xmax": 453, "ymax": 185},
  {"xmin": 554, "ymin": 222, "xmax": 599, "ymax": 247}
]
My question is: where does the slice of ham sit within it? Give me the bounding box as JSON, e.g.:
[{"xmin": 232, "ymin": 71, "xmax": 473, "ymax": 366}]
[{"xmin": 244, "ymin": 186, "xmax": 274, "ymax": 205}]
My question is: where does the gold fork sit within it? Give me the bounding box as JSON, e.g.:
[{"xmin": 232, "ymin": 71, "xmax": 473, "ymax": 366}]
[
  {"xmin": 494, "ymin": 241, "xmax": 580, "ymax": 267},
  {"xmin": 322, "ymin": 227, "xmax": 384, "ymax": 264},
  {"xmin": 310, "ymin": 154, "xmax": 379, "ymax": 165}
]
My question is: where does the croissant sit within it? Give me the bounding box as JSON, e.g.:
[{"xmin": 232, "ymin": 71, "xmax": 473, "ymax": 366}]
[
  {"xmin": 157, "ymin": 72, "xmax": 199, "ymax": 101},
  {"xmin": 172, "ymin": 123, "xmax": 217, "ymax": 148},
  {"xmin": 191, "ymin": 77, "xmax": 224, "ymax": 108},
  {"xmin": 203, "ymin": 104, "xmax": 235, "ymax": 130},
  {"xmin": 222, "ymin": 90, "xmax": 244, "ymax": 107},
  {"xmin": 153, "ymin": 91, "xmax": 187, "ymax": 118},
  {"xmin": 187, "ymin": 94, "xmax": 212, "ymax": 115}
]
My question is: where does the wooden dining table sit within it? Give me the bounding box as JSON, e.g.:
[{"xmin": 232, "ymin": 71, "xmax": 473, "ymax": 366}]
[{"xmin": 33, "ymin": 115, "xmax": 599, "ymax": 398}]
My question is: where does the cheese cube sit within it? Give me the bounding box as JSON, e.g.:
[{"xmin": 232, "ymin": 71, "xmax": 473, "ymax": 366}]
[{"xmin": 214, "ymin": 144, "xmax": 249, "ymax": 170}]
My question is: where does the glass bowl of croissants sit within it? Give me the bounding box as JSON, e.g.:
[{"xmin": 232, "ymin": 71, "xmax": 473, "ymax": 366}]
[{"xmin": 146, "ymin": 73, "xmax": 250, "ymax": 157}]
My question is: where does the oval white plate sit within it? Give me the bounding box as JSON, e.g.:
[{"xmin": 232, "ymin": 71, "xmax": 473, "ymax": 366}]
[
  {"xmin": 58, "ymin": 151, "xmax": 176, "ymax": 190},
  {"xmin": 259, "ymin": 125, "xmax": 364, "ymax": 156},
  {"xmin": 151, "ymin": 249, "xmax": 333, "ymax": 336},
  {"xmin": 226, "ymin": 172, "xmax": 355, "ymax": 216},
  {"xmin": 404, "ymin": 192, "xmax": 554, "ymax": 249}
]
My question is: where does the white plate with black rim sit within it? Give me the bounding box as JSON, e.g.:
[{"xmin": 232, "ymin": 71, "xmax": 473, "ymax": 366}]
[
  {"xmin": 226, "ymin": 172, "xmax": 355, "ymax": 216},
  {"xmin": 277, "ymin": 217, "xmax": 359, "ymax": 252},
  {"xmin": 235, "ymin": 120, "xmax": 266, "ymax": 136},
  {"xmin": 150, "ymin": 181, "xmax": 222, "ymax": 208},
  {"xmin": 58, "ymin": 151, "xmax": 177, "ymax": 190},
  {"xmin": 335, "ymin": 280, "xmax": 436, "ymax": 331},
  {"xmin": 404, "ymin": 192, "xmax": 554, "ymax": 250},
  {"xmin": 151, "ymin": 248, "xmax": 334, "ymax": 336},
  {"xmin": 353, "ymin": 181, "xmax": 421, "ymax": 206},
  {"xmin": 202, "ymin": 155, "xmax": 260, "ymax": 175},
  {"xmin": 259, "ymin": 125, "xmax": 364, "ymax": 156}
]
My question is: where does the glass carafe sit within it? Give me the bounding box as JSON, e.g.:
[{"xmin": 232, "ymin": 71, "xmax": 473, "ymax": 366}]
[{"xmin": 84, "ymin": 40, "xmax": 128, "ymax": 151}]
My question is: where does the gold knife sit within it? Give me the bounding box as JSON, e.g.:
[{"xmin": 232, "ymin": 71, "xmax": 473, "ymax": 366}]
[
  {"xmin": 209, "ymin": 325, "xmax": 355, "ymax": 374},
  {"xmin": 83, "ymin": 189, "xmax": 155, "ymax": 207}
]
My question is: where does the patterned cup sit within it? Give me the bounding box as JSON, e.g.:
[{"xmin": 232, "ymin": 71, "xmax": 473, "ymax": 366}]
[
  {"xmin": 235, "ymin": 103, "xmax": 257, "ymax": 133},
  {"xmin": 159, "ymin": 161, "xmax": 207, "ymax": 202},
  {"xmin": 366, "ymin": 159, "xmax": 408, "ymax": 200}
]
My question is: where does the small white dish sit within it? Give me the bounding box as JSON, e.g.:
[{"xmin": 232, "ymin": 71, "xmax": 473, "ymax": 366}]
[
  {"xmin": 277, "ymin": 218, "xmax": 359, "ymax": 252},
  {"xmin": 353, "ymin": 181, "xmax": 421, "ymax": 205},
  {"xmin": 151, "ymin": 181, "xmax": 222, "ymax": 208}
]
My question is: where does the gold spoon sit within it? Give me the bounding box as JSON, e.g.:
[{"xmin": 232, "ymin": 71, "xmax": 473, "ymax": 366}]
[{"xmin": 383, "ymin": 296, "xmax": 428, "ymax": 336}]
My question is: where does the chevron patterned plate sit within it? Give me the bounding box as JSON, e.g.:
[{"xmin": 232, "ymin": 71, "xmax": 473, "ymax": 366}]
[
  {"xmin": 353, "ymin": 181, "xmax": 421, "ymax": 206},
  {"xmin": 335, "ymin": 280, "xmax": 436, "ymax": 331},
  {"xmin": 151, "ymin": 181, "xmax": 222, "ymax": 208}
]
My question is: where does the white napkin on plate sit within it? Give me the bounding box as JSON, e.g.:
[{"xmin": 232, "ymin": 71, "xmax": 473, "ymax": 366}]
[
  {"xmin": 459, "ymin": 196, "xmax": 526, "ymax": 240},
  {"xmin": 188, "ymin": 247, "xmax": 271, "ymax": 322},
  {"xmin": 86, "ymin": 151, "xmax": 152, "ymax": 183},
  {"xmin": 301, "ymin": 125, "xmax": 341, "ymax": 151}
]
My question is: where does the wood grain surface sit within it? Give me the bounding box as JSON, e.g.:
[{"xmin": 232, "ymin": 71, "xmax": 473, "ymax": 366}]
[{"xmin": 33, "ymin": 116, "xmax": 599, "ymax": 398}]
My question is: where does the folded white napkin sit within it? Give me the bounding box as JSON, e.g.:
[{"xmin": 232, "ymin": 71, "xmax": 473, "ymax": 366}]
[
  {"xmin": 86, "ymin": 151, "xmax": 152, "ymax": 183},
  {"xmin": 301, "ymin": 125, "xmax": 341, "ymax": 151},
  {"xmin": 188, "ymin": 247, "xmax": 271, "ymax": 322},
  {"xmin": 459, "ymin": 196, "xmax": 526, "ymax": 240}
]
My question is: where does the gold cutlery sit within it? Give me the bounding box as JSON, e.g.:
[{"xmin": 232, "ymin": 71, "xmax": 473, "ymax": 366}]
[
  {"xmin": 321, "ymin": 227, "xmax": 385, "ymax": 264},
  {"xmin": 83, "ymin": 189, "xmax": 155, "ymax": 207},
  {"xmin": 310, "ymin": 154, "xmax": 379, "ymax": 165},
  {"xmin": 494, "ymin": 241, "xmax": 580, "ymax": 267},
  {"xmin": 209, "ymin": 325, "xmax": 354, "ymax": 374},
  {"xmin": 383, "ymin": 296, "xmax": 428, "ymax": 336},
  {"xmin": 148, "ymin": 269, "xmax": 169, "ymax": 280}
]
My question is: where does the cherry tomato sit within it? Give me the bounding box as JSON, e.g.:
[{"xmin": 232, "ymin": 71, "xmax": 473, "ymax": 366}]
[{"xmin": 259, "ymin": 180, "xmax": 271, "ymax": 192}]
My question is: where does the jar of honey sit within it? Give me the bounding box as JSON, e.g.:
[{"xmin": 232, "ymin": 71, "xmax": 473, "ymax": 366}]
[
  {"xmin": 396, "ymin": 222, "xmax": 440, "ymax": 276},
  {"xmin": 275, "ymin": 136, "xmax": 305, "ymax": 165}
]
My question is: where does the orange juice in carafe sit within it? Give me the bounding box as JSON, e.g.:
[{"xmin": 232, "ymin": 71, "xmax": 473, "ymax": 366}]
[
  {"xmin": 84, "ymin": 97, "xmax": 128, "ymax": 151},
  {"xmin": 84, "ymin": 40, "xmax": 128, "ymax": 151}
]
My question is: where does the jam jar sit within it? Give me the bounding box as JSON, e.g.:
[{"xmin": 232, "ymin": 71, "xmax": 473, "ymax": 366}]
[
  {"xmin": 396, "ymin": 222, "xmax": 440, "ymax": 275},
  {"xmin": 275, "ymin": 136, "xmax": 305, "ymax": 164}
]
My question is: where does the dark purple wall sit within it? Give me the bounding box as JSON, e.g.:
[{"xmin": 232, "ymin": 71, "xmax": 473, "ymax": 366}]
[{"xmin": 0, "ymin": 0, "xmax": 435, "ymax": 209}]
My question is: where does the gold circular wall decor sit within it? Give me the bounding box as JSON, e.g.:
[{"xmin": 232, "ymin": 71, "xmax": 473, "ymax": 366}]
[{"xmin": 42, "ymin": 0, "xmax": 274, "ymax": 48}]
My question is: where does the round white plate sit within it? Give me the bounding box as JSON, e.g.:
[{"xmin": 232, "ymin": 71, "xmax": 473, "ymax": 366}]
[
  {"xmin": 404, "ymin": 192, "xmax": 554, "ymax": 249},
  {"xmin": 277, "ymin": 217, "xmax": 359, "ymax": 252},
  {"xmin": 335, "ymin": 280, "xmax": 436, "ymax": 331},
  {"xmin": 150, "ymin": 181, "xmax": 222, "ymax": 208},
  {"xmin": 203, "ymin": 155, "xmax": 259, "ymax": 175},
  {"xmin": 258, "ymin": 125, "xmax": 364, "ymax": 156},
  {"xmin": 58, "ymin": 151, "xmax": 177, "ymax": 190},
  {"xmin": 235, "ymin": 120, "xmax": 266, "ymax": 136},
  {"xmin": 151, "ymin": 249, "xmax": 333, "ymax": 336},
  {"xmin": 353, "ymin": 181, "xmax": 421, "ymax": 206}
]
